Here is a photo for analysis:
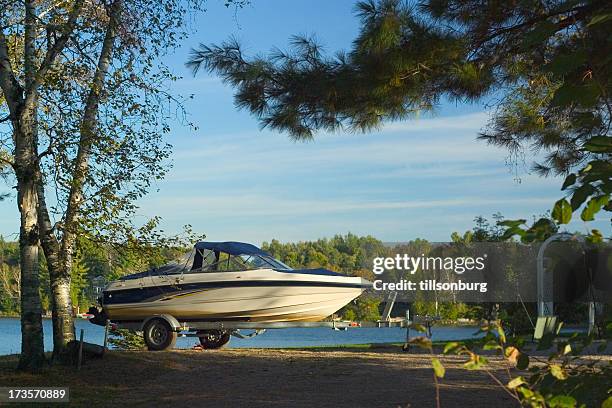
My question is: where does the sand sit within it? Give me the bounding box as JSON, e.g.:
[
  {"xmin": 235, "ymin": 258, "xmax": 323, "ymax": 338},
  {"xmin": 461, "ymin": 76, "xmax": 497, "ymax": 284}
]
[{"xmin": 0, "ymin": 347, "xmax": 532, "ymax": 407}]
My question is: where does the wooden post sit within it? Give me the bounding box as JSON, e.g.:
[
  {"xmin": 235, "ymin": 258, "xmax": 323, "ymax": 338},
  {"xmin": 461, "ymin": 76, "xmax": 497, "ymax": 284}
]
[
  {"xmin": 77, "ymin": 329, "xmax": 84, "ymax": 370},
  {"xmin": 403, "ymin": 308, "xmax": 411, "ymax": 352},
  {"xmin": 103, "ymin": 319, "xmax": 110, "ymax": 355}
]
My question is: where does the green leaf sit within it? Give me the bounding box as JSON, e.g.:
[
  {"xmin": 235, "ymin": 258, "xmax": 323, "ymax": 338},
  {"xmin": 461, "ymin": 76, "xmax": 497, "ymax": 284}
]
[
  {"xmin": 560, "ymin": 343, "xmax": 572, "ymax": 355},
  {"xmin": 496, "ymin": 325, "xmax": 506, "ymax": 344},
  {"xmin": 548, "ymin": 395, "xmax": 576, "ymax": 408},
  {"xmin": 570, "ymin": 184, "xmax": 595, "ymax": 210},
  {"xmin": 464, "ymin": 354, "xmax": 488, "ymax": 370},
  {"xmin": 588, "ymin": 229, "xmax": 604, "ymax": 243},
  {"xmin": 550, "ymin": 364, "xmax": 567, "ymax": 380},
  {"xmin": 483, "ymin": 340, "xmax": 501, "ymax": 351},
  {"xmin": 584, "ymin": 136, "xmax": 612, "ymax": 153},
  {"xmin": 507, "ymin": 376, "xmax": 525, "ymax": 389},
  {"xmin": 531, "ymin": 218, "xmax": 556, "ymax": 231},
  {"xmin": 498, "ymin": 219, "xmax": 526, "ymax": 228},
  {"xmin": 410, "ymin": 323, "xmax": 427, "ymax": 333},
  {"xmin": 520, "ymin": 230, "xmax": 537, "ymax": 243},
  {"xmin": 516, "ymin": 353, "xmax": 529, "ymax": 370},
  {"xmin": 561, "ymin": 174, "xmax": 576, "ymax": 190},
  {"xmin": 432, "ymin": 358, "xmax": 445, "ymax": 378},
  {"xmin": 550, "ymin": 83, "xmax": 574, "ymax": 107},
  {"xmin": 602, "ymin": 396, "xmax": 612, "ymax": 408},
  {"xmin": 443, "ymin": 341, "xmax": 460, "ymax": 354},
  {"xmin": 504, "ymin": 346, "xmax": 520, "ymax": 363},
  {"xmin": 551, "ymin": 82, "xmax": 600, "ymax": 108},
  {"xmin": 521, "ymin": 21, "xmax": 558, "ymax": 49},
  {"xmin": 518, "ymin": 387, "xmax": 535, "ymax": 399},
  {"xmin": 579, "ymin": 83, "xmax": 601, "ymax": 108},
  {"xmin": 587, "ymin": 13, "xmax": 612, "ymax": 26},
  {"xmin": 581, "ymin": 195, "xmax": 609, "ymax": 221},
  {"xmin": 552, "ymin": 199, "xmax": 572, "ymax": 224},
  {"xmin": 409, "ymin": 336, "xmax": 432, "ymax": 351},
  {"xmin": 501, "ymin": 227, "xmax": 525, "ymax": 241},
  {"xmin": 544, "ymin": 50, "xmax": 588, "ymax": 77}
]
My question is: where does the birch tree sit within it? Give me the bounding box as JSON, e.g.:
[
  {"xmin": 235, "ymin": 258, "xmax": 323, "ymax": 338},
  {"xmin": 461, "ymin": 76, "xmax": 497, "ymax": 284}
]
[
  {"xmin": 0, "ymin": 0, "xmax": 209, "ymax": 368},
  {"xmin": 0, "ymin": 0, "xmax": 84, "ymax": 370}
]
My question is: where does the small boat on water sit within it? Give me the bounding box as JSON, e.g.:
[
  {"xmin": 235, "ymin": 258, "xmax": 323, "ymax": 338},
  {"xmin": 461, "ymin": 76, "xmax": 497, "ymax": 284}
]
[{"xmin": 92, "ymin": 241, "xmax": 371, "ymax": 324}]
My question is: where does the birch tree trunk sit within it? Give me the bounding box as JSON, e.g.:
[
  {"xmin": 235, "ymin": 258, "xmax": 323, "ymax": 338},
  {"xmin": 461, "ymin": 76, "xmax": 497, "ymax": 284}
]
[
  {"xmin": 37, "ymin": 0, "xmax": 121, "ymax": 359},
  {"xmin": 14, "ymin": 125, "xmax": 46, "ymax": 371},
  {"xmin": 15, "ymin": 0, "xmax": 46, "ymax": 371},
  {"xmin": 37, "ymin": 183, "xmax": 72, "ymax": 360},
  {"xmin": 0, "ymin": 0, "xmax": 83, "ymax": 370}
]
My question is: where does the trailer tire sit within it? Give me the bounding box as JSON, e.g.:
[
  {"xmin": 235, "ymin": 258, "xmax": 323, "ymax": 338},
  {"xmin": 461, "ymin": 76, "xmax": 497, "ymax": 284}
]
[
  {"xmin": 143, "ymin": 318, "xmax": 177, "ymax": 351},
  {"xmin": 197, "ymin": 330, "xmax": 231, "ymax": 349}
]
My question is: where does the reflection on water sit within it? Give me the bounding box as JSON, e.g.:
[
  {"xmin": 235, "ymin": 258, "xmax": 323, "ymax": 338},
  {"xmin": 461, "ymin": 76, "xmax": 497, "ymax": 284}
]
[{"xmin": 0, "ymin": 317, "xmax": 482, "ymax": 356}]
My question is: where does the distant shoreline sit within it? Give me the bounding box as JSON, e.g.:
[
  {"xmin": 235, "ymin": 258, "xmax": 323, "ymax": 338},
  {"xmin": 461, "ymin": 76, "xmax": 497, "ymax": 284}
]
[{"xmin": 0, "ymin": 314, "xmax": 53, "ymax": 319}]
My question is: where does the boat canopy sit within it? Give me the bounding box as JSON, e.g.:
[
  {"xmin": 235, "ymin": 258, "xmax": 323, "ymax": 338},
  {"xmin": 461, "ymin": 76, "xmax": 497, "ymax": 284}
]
[
  {"xmin": 194, "ymin": 241, "xmax": 270, "ymax": 257},
  {"xmin": 119, "ymin": 241, "xmax": 344, "ymax": 280}
]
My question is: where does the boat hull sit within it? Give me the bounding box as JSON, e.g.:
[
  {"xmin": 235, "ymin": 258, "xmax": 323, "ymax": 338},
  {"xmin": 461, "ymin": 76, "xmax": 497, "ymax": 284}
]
[{"xmin": 102, "ymin": 269, "xmax": 370, "ymax": 323}]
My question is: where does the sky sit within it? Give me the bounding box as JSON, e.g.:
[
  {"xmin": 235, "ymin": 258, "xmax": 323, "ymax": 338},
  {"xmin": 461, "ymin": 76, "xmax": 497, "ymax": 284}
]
[{"xmin": 0, "ymin": 0, "xmax": 608, "ymax": 244}]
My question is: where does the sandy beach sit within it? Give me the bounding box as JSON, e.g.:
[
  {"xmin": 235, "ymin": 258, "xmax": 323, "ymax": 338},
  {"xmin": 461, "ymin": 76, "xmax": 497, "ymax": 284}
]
[{"xmin": 0, "ymin": 348, "xmax": 531, "ymax": 407}]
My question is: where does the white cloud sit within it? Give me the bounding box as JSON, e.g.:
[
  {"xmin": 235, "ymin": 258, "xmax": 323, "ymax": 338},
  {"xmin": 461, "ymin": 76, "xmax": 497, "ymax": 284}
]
[
  {"xmin": 141, "ymin": 194, "xmax": 558, "ymax": 218},
  {"xmin": 381, "ymin": 111, "xmax": 490, "ymax": 133},
  {"xmin": 167, "ymin": 111, "xmax": 508, "ymax": 183}
]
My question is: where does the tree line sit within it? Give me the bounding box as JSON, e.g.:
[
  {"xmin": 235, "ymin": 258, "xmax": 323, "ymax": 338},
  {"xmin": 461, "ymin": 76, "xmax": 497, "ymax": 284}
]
[
  {"xmin": 0, "ymin": 235, "xmax": 186, "ymax": 317},
  {"xmin": 1, "ymin": 218, "xmax": 608, "ymax": 337}
]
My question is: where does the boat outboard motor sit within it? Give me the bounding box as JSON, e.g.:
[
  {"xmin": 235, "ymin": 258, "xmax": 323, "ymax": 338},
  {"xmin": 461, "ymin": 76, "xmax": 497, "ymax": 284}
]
[{"xmin": 87, "ymin": 306, "xmax": 109, "ymax": 327}]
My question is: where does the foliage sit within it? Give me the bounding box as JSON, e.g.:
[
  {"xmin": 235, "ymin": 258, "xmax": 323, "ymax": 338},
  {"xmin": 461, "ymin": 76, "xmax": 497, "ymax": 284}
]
[
  {"xmin": 263, "ymin": 232, "xmax": 487, "ymax": 321},
  {"xmin": 0, "ymin": 0, "xmax": 214, "ymax": 364},
  {"xmin": 0, "ymin": 231, "xmax": 201, "ymax": 316},
  {"xmin": 262, "ymin": 233, "xmax": 387, "ymax": 278},
  {"xmin": 0, "ymin": 0, "xmax": 207, "ymax": 249},
  {"xmin": 190, "ymin": 0, "xmax": 611, "ymax": 168},
  {"xmin": 190, "ymin": 0, "xmax": 611, "ymax": 240},
  {"xmin": 263, "ymin": 233, "xmax": 387, "ymax": 319},
  {"xmin": 107, "ymin": 328, "xmax": 145, "ymax": 351},
  {"xmin": 501, "ymin": 148, "xmax": 611, "ymax": 243},
  {"xmin": 343, "ymin": 295, "xmax": 382, "ymax": 322},
  {"xmin": 411, "ymin": 321, "xmax": 612, "ymax": 408},
  {"xmin": 0, "ymin": 237, "xmax": 19, "ymax": 315}
]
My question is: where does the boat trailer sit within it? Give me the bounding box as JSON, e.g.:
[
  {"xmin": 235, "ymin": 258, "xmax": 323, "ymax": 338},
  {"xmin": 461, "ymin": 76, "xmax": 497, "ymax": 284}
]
[{"xmin": 95, "ymin": 296, "xmax": 434, "ymax": 351}]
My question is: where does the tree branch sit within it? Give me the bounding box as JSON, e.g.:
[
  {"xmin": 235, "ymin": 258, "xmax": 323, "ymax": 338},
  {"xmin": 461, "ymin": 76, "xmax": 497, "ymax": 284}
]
[
  {"xmin": 61, "ymin": 0, "xmax": 121, "ymax": 259},
  {"xmin": 0, "ymin": 30, "xmax": 24, "ymax": 115},
  {"xmin": 23, "ymin": 0, "xmax": 85, "ymax": 111}
]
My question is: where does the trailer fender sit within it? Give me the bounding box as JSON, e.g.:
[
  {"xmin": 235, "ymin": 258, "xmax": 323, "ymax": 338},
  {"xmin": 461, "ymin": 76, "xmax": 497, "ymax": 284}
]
[{"xmin": 141, "ymin": 314, "xmax": 182, "ymax": 332}]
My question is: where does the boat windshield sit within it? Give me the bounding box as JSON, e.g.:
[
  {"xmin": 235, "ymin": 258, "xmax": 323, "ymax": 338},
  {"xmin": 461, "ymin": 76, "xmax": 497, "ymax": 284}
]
[
  {"xmin": 188, "ymin": 249, "xmax": 292, "ymax": 272},
  {"xmin": 238, "ymin": 254, "xmax": 292, "ymax": 270},
  {"xmin": 158, "ymin": 250, "xmax": 195, "ymax": 274}
]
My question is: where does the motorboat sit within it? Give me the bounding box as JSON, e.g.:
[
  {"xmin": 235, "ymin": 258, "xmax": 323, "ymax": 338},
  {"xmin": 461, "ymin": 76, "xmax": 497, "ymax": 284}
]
[{"xmin": 92, "ymin": 241, "xmax": 372, "ymax": 325}]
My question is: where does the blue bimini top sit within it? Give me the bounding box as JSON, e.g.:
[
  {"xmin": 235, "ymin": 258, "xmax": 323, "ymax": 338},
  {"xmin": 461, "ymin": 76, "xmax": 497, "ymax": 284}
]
[{"xmin": 194, "ymin": 241, "xmax": 270, "ymax": 257}]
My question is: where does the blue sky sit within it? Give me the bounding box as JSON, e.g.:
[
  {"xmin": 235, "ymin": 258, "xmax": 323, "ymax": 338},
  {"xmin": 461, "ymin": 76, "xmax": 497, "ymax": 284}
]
[{"xmin": 0, "ymin": 0, "xmax": 608, "ymax": 244}]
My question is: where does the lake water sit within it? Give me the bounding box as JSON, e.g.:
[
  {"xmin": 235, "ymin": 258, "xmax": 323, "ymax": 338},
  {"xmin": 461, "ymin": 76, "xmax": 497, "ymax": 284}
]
[{"xmin": 0, "ymin": 317, "xmax": 482, "ymax": 355}]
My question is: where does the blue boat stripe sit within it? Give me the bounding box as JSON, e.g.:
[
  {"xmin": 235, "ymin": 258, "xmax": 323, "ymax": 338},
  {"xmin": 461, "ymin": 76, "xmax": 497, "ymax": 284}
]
[{"xmin": 103, "ymin": 280, "xmax": 366, "ymax": 305}]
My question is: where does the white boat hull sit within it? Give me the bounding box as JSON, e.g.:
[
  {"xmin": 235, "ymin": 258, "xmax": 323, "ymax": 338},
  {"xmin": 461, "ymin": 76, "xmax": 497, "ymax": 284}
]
[{"xmin": 103, "ymin": 269, "xmax": 370, "ymax": 322}]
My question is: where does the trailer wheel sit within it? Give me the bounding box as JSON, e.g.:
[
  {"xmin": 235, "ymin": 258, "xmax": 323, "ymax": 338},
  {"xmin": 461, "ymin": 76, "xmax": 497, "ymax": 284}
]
[
  {"xmin": 143, "ymin": 318, "xmax": 177, "ymax": 351},
  {"xmin": 197, "ymin": 330, "xmax": 231, "ymax": 349}
]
